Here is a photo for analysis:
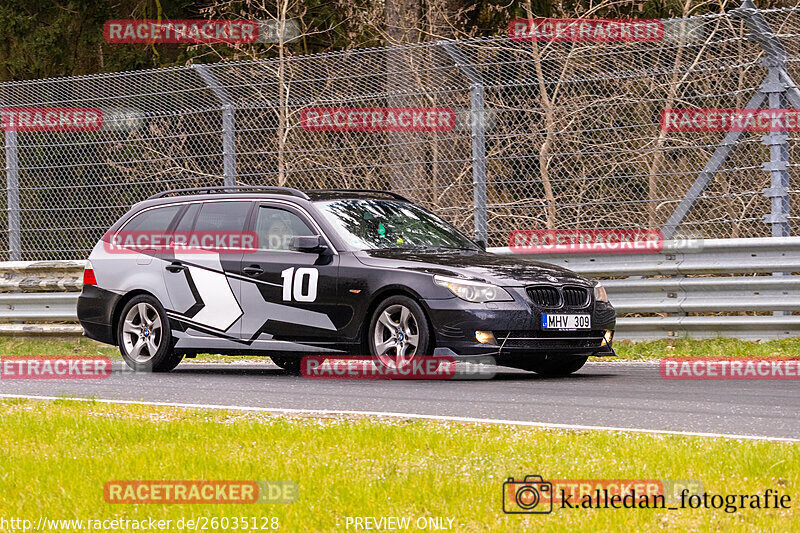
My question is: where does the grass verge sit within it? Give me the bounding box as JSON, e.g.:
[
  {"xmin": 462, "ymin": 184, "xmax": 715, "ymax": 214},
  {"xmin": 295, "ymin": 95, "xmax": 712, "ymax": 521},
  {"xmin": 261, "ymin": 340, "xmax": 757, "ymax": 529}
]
[
  {"xmin": 613, "ymin": 337, "xmax": 800, "ymax": 360},
  {"xmin": 0, "ymin": 399, "xmax": 797, "ymax": 531}
]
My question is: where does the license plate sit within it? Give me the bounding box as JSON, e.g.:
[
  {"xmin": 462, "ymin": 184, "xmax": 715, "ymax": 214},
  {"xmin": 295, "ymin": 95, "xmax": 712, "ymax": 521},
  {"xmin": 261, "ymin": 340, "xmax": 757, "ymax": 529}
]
[{"xmin": 542, "ymin": 314, "xmax": 591, "ymax": 330}]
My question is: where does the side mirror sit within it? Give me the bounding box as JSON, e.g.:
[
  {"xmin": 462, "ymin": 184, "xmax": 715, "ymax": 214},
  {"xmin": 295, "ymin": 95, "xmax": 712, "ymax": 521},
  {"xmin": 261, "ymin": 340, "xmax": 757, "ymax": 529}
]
[
  {"xmin": 475, "ymin": 239, "xmax": 487, "ymax": 250},
  {"xmin": 291, "ymin": 235, "xmax": 329, "ymax": 254}
]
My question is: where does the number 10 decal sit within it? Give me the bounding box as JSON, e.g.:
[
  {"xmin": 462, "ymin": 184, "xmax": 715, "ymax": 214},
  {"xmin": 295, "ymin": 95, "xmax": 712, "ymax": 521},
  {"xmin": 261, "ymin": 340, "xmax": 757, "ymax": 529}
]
[{"xmin": 281, "ymin": 267, "xmax": 319, "ymax": 302}]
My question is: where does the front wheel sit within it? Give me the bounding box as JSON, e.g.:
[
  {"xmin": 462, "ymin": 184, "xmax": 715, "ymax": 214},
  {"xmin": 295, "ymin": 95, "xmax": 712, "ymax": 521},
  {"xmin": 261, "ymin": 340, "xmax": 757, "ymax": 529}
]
[
  {"xmin": 367, "ymin": 295, "xmax": 431, "ymax": 369},
  {"xmin": 510, "ymin": 356, "xmax": 588, "ymax": 377},
  {"xmin": 117, "ymin": 295, "xmax": 182, "ymax": 372}
]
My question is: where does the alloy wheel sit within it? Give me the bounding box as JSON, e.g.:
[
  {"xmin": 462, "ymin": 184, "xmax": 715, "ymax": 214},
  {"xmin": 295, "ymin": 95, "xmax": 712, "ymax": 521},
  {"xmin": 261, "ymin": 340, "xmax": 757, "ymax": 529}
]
[
  {"xmin": 122, "ymin": 302, "xmax": 163, "ymax": 362},
  {"xmin": 372, "ymin": 303, "xmax": 420, "ymax": 368}
]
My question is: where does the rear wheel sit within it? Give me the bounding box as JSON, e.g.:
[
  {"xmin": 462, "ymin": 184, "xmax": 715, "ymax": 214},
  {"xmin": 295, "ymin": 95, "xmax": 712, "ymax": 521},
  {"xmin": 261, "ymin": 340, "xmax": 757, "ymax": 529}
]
[
  {"xmin": 368, "ymin": 295, "xmax": 431, "ymax": 369},
  {"xmin": 511, "ymin": 356, "xmax": 588, "ymax": 377},
  {"xmin": 117, "ymin": 295, "xmax": 182, "ymax": 372}
]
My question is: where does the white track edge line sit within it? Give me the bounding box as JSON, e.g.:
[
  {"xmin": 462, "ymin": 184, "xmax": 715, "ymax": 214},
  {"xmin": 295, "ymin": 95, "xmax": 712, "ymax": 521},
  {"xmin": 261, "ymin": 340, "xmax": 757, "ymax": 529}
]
[{"xmin": 2, "ymin": 393, "xmax": 798, "ymax": 443}]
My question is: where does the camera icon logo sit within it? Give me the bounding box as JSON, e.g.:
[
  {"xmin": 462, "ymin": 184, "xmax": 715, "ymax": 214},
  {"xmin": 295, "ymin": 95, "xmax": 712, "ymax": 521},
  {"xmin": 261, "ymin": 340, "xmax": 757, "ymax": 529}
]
[{"xmin": 502, "ymin": 475, "xmax": 553, "ymax": 514}]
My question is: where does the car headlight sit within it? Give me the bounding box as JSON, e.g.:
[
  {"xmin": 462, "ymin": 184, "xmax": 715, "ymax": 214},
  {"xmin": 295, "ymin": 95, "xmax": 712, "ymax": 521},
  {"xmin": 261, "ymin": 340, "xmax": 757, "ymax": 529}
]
[
  {"xmin": 593, "ymin": 282, "xmax": 609, "ymax": 302},
  {"xmin": 433, "ymin": 275, "xmax": 513, "ymax": 303}
]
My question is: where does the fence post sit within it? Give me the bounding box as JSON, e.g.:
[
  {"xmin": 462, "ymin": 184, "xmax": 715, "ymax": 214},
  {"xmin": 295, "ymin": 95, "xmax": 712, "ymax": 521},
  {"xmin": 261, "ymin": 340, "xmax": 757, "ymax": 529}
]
[
  {"xmin": 663, "ymin": 0, "xmax": 796, "ymax": 240},
  {"xmin": 731, "ymin": 0, "xmax": 796, "ymax": 316},
  {"xmin": 732, "ymin": 0, "xmax": 792, "ymax": 238},
  {"xmin": 438, "ymin": 41, "xmax": 488, "ymax": 245},
  {"xmin": 192, "ymin": 64, "xmax": 237, "ymax": 187},
  {"xmin": 761, "ymin": 70, "xmax": 791, "ymax": 238},
  {"xmin": 4, "ymin": 130, "xmax": 21, "ymax": 261},
  {"xmin": 221, "ymin": 104, "xmax": 235, "ymax": 186}
]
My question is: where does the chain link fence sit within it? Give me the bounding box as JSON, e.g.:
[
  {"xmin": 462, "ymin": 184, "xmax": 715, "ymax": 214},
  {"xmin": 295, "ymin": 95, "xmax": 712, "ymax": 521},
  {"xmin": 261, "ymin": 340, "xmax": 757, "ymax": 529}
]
[{"xmin": 1, "ymin": 4, "xmax": 799, "ymax": 260}]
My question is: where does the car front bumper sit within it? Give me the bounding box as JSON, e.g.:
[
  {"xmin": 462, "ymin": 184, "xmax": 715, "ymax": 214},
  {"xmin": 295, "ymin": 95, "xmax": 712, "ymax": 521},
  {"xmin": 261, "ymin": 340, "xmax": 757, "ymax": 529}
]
[{"xmin": 423, "ymin": 291, "xmax": 616, "ymax": 359}]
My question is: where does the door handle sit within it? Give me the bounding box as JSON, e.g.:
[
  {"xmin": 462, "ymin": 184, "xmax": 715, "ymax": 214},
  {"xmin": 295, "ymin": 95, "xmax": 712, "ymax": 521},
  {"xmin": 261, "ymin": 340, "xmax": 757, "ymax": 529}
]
[
  {"xmin": 242, "ymin": 265, "xmax": 264, "ymax": 276},
  {"xmin": 165, "ymin": 262, "xmax": 186, "ymax": 273}
]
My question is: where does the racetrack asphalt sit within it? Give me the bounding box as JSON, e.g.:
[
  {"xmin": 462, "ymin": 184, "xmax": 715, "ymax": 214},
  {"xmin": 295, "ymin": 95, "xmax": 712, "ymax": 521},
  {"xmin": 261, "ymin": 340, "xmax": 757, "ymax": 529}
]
[{"xmin": 2, "ymin": 360, "xmax": 798, "ymax": 441}]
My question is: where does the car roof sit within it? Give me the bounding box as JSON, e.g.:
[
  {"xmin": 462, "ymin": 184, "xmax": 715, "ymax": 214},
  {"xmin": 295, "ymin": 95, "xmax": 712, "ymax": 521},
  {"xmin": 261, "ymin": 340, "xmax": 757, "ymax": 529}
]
[{"xmin": 136, "ymin": 187, "xmax": 409, "ymax": 208}]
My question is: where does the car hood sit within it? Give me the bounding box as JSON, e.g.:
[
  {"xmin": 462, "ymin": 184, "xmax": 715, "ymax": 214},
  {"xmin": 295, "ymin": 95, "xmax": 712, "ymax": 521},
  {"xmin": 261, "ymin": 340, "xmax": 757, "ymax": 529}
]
[{"xmin": 353, "ymin": 249, "xmax": 590, "ymax": 287}]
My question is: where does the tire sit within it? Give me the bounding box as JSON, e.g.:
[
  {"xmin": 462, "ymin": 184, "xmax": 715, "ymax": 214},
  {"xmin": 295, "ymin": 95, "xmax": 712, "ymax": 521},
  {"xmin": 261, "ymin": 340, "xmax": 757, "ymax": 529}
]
[
  {"xmin": 271, "ymin": 356, "xmax": 302, "ymax": 374},
  {"xmin": 511, "ymin": 356, "xmax": 588, "ymax": 377},
  {"xmin": 367, "ymin": 295, "xmax": 431, "ymax": 368},
  {"xmin": 116, "ymin": 295, "xmax": 182, "ymax": 372}
]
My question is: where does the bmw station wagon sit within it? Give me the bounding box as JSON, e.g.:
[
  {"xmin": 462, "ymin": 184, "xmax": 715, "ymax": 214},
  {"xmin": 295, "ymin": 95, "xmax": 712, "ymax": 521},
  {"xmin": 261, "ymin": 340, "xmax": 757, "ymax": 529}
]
[{"xmin": 77, "ymin": 187, "xmax": 616, "ymax": 376}]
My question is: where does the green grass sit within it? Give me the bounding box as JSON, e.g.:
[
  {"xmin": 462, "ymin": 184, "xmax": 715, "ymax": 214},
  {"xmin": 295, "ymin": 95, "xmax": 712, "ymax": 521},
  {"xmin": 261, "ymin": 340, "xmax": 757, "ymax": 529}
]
[
  {"xmin": 1, "ymin": 336, "xmax": 799, "ymax": 362},
  {"xmin": 613, "ymin": 337, "xmax": 800, "ymax": 361},
  {"xmin": 0, "ymin": 399, "xmax": 797, "ymax": 531},
  {"xmin": 0, "ymin": 337, "xmax": 236, "ymax": 362},
  {"xmin": 0, "ymin": 336, "xmax": 118, "ymax": 357}
]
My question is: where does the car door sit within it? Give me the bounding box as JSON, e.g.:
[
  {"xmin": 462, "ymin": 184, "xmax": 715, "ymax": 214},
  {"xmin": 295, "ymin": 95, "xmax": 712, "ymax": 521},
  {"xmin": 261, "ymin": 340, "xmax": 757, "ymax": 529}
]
[
  {"xmin": 161, "ymin": 200, "xmax": 253, "ymax": 341},
  {"xmin": 235, "ymin": 202, "xmax": 342, "ymax": 349}
]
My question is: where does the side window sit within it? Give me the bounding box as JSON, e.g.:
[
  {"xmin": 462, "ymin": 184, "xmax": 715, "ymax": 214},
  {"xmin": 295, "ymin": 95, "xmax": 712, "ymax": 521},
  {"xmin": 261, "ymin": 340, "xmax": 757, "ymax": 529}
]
[
  {"xmin": 255, "ymin": 206, "xmax": 315, "ymax": 250},
  {"xmin": 173, "ymin": 203, "xmax": 201, "ymax": 232},
  {"xmin": 123, "ymin": 205, "xmax": 182, "ymax": 231},
  {"xmin": 193, "ymin": 201, "xmax": 251, "ymax": 232}
]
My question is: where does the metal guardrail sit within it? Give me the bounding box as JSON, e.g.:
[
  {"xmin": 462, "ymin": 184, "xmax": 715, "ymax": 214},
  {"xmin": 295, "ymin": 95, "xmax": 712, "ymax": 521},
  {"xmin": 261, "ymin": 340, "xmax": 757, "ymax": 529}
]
[
  {"xmin": 0, "ymin": 293, "xmax": 79, "ymax": 321},
  {"xmin": 492, "ymin": 237, "xmax": 800, "ymax": 276},
  {"xmin": 0, "ymin": 261, "xmax": 85, "ymax": 334},
  {"xmin": 1, "ymin": 238, "xmax": 799, "ymax": 340}
]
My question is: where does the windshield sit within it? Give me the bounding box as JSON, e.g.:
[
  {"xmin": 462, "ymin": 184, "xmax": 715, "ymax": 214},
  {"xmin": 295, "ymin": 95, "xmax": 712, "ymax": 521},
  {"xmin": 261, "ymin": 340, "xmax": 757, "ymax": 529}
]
[{"xmin": 316, "ymin": 199, "xmax": 478, "ymax": 251}]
